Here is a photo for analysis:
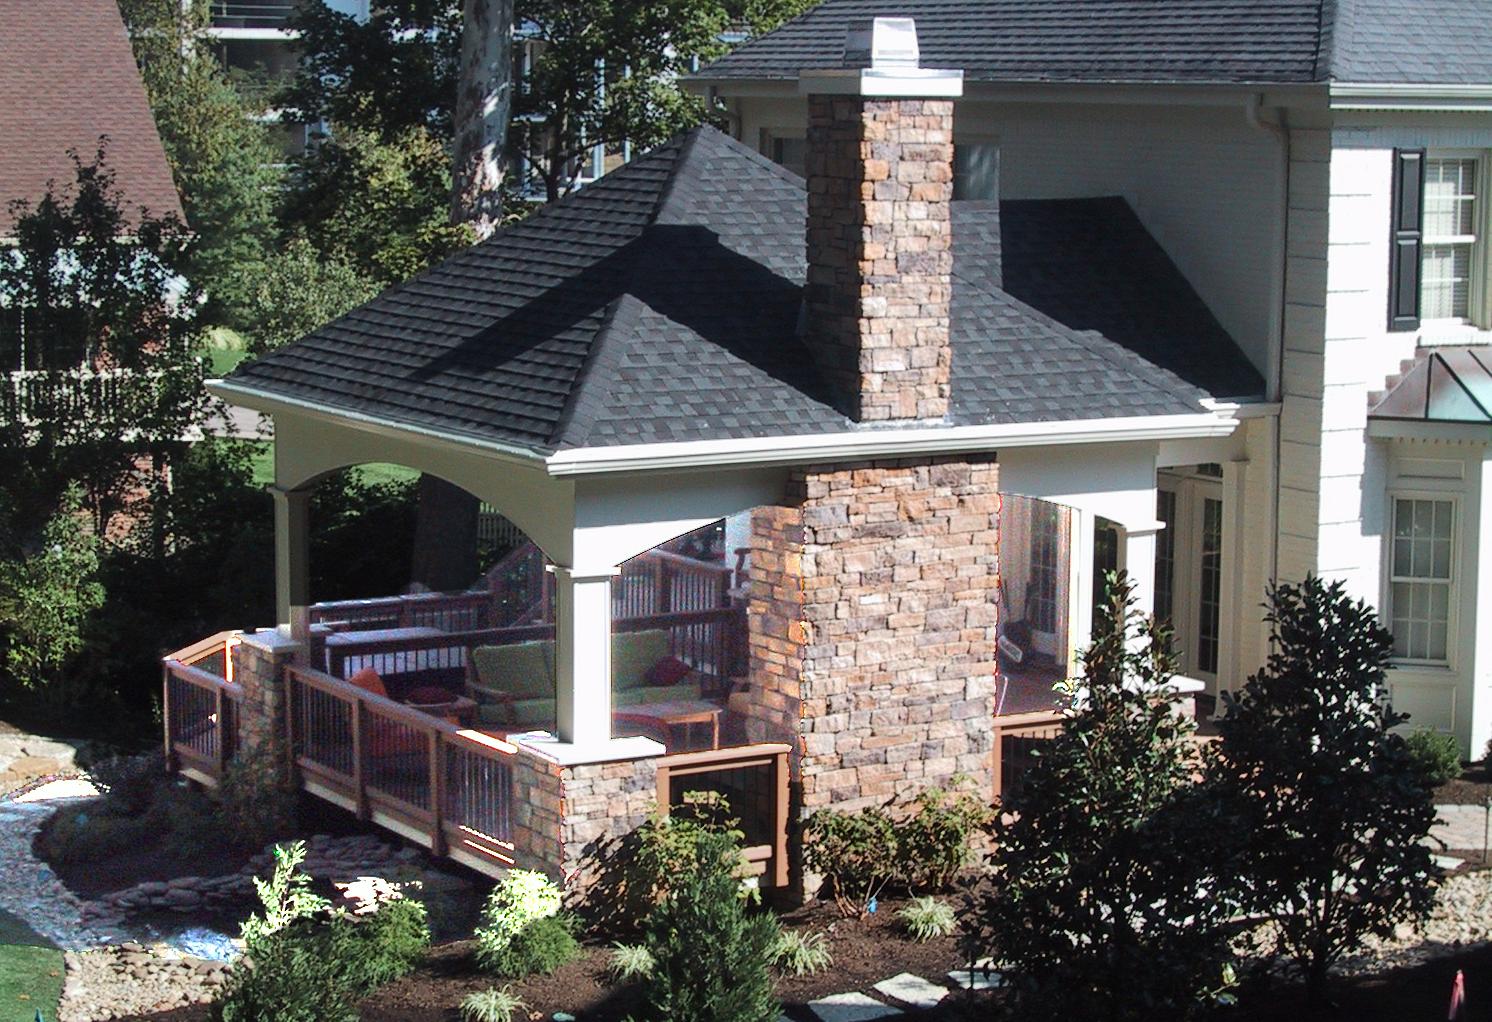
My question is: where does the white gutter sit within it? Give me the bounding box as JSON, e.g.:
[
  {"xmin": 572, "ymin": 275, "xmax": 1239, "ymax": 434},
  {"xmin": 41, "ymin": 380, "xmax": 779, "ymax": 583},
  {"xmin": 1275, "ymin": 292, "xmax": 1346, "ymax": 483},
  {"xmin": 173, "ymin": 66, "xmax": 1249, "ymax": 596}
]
[
  {"xmin": 1331, "ymin": 83, "xmax": 1492, "ymax": 111},
  {"xmin": 207, "ymin": 379, "xmax": 549, "ymax": 469},
  {"xmin": 545, "ymin": 411, "xmax": 1238, "ymax": 476}
]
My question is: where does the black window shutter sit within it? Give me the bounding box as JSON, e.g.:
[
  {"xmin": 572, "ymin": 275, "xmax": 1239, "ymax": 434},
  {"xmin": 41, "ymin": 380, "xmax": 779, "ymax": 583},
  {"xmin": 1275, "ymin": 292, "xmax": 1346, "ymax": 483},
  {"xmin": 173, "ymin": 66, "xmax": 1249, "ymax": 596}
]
[{"xmin": 1388, "ymin": 148, "xmax": 1425, "ymax": 332}]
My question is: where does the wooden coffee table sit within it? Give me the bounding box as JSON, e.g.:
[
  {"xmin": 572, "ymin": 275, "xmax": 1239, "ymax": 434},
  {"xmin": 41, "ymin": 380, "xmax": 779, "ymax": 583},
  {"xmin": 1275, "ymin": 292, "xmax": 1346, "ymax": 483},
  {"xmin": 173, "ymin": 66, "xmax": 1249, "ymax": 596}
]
[{"xmin": 613, "ymin": 699, "xmax": 723, "ymax": 751}]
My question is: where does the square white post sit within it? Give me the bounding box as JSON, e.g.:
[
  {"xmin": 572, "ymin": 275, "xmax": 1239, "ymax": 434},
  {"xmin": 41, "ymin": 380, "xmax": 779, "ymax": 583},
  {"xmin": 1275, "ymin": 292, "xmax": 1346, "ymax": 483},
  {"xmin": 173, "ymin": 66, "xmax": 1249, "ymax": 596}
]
[
  {"xmin": 271, "ymin": 486, "xmax": 312, "ymax": 644},
  {"xmin": 1118, "ymin": 519, "xmax": 1163, "ymax": 621},
  {"xmin": 553, "ymin": 566, "xmax": 617, "ymax": 748}
]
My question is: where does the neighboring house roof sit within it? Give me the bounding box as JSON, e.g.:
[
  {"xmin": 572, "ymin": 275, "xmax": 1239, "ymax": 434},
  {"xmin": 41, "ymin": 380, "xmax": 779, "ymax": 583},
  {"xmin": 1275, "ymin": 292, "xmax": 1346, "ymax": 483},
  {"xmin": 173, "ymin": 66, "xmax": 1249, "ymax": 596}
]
[
  {"xmin": 696, "ymin": 0, "xmax": 1492, "ymax": 88},
  {"xmin": 229, "ymin": 125, "xmax": 1244, "ymax": 455},
  {"xmin": 1369, "ymin": 347, "xmax": 1492, "ymax": 424},
  {"xmin": 0, "ymin": 0, "xmax": 183, "ymax": 235}
]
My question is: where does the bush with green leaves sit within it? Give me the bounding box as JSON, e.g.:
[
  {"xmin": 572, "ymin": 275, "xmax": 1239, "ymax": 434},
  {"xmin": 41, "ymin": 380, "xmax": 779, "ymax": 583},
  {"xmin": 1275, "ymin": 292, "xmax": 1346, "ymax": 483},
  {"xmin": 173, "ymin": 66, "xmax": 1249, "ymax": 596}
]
[
  {"xmin": 1404, "ymin": 728, "xmax": 1463, "ymax": 786},
  {"xmin": 482, "ymin": 913, "xmax": 581, "ymax": 979},
  {"xmin": 1206, "ymin": 576, "xmax": 1438, "ymax": 1008},
  {"xmin": 896, "ymin": 780, "xmax": 994, "ymax": 891},
  {"xmin": 768, "ymin": 930, "xmax": 832, "ymax": 977},
  {"xmin": 215, "ymin": 842, "xmax": 429, "ymax": 1022},
  {"xmin": 474, "ymin": 869, "xmax": 570, "ymax": 976},
  {"xmin": 460, "ymin": 986, "xmax": 527, "ymax": 1022},
  {"xmin": 215, "ymin": 741, "xmax": 300, "ymax": 851},
  {"xmin": 897, "ymin": 896, "xmax": 956, "ymax": 943},
  {"xmin": 606, "ymin": 942, "xmax": 656, "ymax": 984},
  {"xmin": 965, "ymin": 573, "xmax": 1237, "ymax": 1022},
  {"xmin": 635, "ymin": 820, "xmax": 780, "ymax": 1022},
  {"xmin": 802, "ymin": 804, "xmax": 899, "ymax": 918}
]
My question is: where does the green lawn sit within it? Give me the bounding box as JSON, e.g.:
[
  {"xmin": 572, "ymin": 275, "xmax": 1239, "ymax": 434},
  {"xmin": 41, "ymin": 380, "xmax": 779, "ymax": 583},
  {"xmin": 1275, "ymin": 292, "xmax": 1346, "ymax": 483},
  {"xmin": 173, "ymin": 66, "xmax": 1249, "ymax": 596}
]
[
  {"xmin": 0, "ymin": 910, "xmax": 62, "ymax": 1022},
  {"xmin": 203, "ymin": 325, "xmax": 250, "ymax": 378}
]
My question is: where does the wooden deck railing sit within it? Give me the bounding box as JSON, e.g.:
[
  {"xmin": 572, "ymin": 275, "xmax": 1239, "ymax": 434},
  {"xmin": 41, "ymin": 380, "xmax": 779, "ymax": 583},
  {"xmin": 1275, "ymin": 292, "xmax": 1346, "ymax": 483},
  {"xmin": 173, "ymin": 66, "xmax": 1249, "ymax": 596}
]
[
  {"xmin": 162, "ymin": 632, "xmax": 245, "ymax": 787},
  {"xmin": 656, "ymin": 743, "xmax": 791, "ymax": 888},
  {"xmin": 991, "ymin": 710, "xmax": 1065, "ymax": 801},
  {"xmin": 284, "ymin": 665, "xmax": 519, "ymax": 876}
]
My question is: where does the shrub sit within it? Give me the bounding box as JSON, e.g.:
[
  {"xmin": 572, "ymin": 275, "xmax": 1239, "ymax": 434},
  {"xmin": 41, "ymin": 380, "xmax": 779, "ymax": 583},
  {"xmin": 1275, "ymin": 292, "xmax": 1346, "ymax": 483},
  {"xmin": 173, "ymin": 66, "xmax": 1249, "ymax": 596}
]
[
  {"xmin": 606, "ymin": 942, "xmax": 656, "ymax": 984},
  {"xmin": 768, "ymin": 930, "xmax": 832, "ymax": 976},
  {"xmin": 460, "ymin": 987, "xmax": 527, "ymax": 1022},
  {"xmin": 215, "ymin": 842, "xmax": 428, "ymax": 1022},
  {"xmin": 1405, "ymin": 729, "xmax": 1463, "ymax": 786},
  {"xmin": 89, "ymin": 750, "xmax": 166, "ymax": 814},
  {"xmin": 966, "ymin": 574, "xmax": 1237, "ymax": 1022},
  {"xmin": 635, "ymin": 820, "xmax": 779, "ymax": 1022},
  {"xmin": 1207, "ymin": 576, "xmax": 1438, "ymax": 1008},
  {"xmin": 896, "ymin": 896, "xmax": 955, "ymax": 942},
  {"xmin": 480, "ymin": 913, "xmax": 580, "ymax": 979},
  {"xmin": 474, "ymin": 869, "xmax": 564, "ymax": 975},
  {"xmin": 896, "ymin": 781, "xmax": 993, "ymax": 891},
  {"xmin": 802, "ymin": 805, "xmax": 898, "ymax": 918},
  {"xmin": 215, "ymin": 742, "xmax": 299, "ymax": 850}
]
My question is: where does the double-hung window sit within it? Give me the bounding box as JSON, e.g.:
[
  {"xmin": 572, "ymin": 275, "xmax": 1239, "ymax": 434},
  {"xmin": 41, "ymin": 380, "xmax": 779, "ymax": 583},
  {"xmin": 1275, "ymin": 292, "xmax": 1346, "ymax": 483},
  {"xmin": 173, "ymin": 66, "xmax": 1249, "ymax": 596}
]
[
  {"xmin": 1388, "ymin": 497, "xmax": 1455, "ymax": 663},
  {"xmin": 1422, "ymin": 156, "xmax": 1480, "ymax": 322}
]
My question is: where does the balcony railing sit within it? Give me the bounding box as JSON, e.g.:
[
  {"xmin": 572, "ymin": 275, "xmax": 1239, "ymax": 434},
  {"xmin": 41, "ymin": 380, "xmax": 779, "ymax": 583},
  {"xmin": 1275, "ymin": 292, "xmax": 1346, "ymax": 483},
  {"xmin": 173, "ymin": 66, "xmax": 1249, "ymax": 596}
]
[
  {"xmin": 210, "ymin": 2, "xmax": 299, "ymax": 30},
  {"xmin": 2, "ymin": 369, "xmax": 127, "ymax": 423}
]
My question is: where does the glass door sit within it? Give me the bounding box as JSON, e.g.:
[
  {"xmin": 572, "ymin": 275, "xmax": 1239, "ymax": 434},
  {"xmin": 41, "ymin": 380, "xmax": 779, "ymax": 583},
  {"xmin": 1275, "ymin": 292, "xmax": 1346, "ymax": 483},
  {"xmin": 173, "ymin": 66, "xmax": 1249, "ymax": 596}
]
[{"xmin": 1155, "ymin": 471, "xmax": 1224, "ymax": 686}]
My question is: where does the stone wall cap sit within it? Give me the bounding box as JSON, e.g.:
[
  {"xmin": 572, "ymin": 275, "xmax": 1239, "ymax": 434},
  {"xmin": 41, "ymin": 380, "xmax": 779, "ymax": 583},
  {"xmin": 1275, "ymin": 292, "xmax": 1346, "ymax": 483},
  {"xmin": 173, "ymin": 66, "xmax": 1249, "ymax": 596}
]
[
  {"xmin": 510, "ymin": 732, "xmax": 665, "ymax": 767},
  {"xmin": 239, "ymin": 628, "xmax": 305, "ymax": 655}
]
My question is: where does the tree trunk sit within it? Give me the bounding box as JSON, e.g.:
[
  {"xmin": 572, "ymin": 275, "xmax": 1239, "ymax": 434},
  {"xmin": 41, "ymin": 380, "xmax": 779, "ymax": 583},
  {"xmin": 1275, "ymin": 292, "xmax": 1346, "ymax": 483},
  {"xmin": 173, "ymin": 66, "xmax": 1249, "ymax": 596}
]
[{"xmin": 410, "ymin": 0, "xmax": 513, "ymax": 592}]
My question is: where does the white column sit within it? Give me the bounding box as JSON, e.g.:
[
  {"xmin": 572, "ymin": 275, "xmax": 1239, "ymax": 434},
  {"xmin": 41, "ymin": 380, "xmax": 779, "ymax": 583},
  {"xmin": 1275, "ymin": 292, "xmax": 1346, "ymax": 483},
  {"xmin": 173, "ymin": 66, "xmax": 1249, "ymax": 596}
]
[
  {"xmin": 271, "ymin": 486, "xmax": 312, "ymax": 643},
  {"xmin": 553, "ymin": 566, "xmax": 617, "ymax": 748},
  {"xmin": 1218, "ymin": 458, "xmax": 1249, "ymax": 694},
  {"xmin": 1119, "ymin": 519, "xmax": 1164, "ymax": 621}
]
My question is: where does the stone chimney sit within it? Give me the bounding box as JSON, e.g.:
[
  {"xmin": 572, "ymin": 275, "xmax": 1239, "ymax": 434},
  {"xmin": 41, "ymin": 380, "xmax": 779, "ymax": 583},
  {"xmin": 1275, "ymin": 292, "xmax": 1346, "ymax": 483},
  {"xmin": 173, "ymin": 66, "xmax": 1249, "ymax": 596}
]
[{"xmin": 801, "ymin": 18, "xmax": 963, "ymax": 423}]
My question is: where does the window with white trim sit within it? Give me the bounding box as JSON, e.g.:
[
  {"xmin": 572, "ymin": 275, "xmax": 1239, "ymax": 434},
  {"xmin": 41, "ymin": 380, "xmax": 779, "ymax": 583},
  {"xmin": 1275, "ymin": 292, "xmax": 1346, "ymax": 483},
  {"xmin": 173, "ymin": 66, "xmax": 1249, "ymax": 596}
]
[
  {"xmin": 1422, "ymin": 157, "xmax": 1480, "ymax": 322},
  {"xmin": 1389, "ymin": 497, "xmax": 1454, "ymax": 662}
]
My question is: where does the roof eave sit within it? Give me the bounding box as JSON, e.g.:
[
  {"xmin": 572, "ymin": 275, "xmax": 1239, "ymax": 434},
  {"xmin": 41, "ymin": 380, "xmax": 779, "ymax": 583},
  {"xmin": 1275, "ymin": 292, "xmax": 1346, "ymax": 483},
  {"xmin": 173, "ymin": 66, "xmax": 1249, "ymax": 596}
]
[
  {"xmin": 1331, "ymin": 82, "xmax": 1492, "ymax": 112},
  {"xmin": 544, "ymin": 409, "xmax": 1238, "ymax": 477},
  {"xmin": 690, "ymin": 75, "xmax": 1324, "ymax": 107}
]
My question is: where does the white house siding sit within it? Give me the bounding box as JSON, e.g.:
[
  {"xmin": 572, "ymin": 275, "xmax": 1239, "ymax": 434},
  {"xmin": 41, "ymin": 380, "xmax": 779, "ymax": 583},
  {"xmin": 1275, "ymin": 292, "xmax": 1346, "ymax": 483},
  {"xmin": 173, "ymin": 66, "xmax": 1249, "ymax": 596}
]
[{"xmin": 732, "ymin": 96, "xmax": 1283, "ymax": 382}]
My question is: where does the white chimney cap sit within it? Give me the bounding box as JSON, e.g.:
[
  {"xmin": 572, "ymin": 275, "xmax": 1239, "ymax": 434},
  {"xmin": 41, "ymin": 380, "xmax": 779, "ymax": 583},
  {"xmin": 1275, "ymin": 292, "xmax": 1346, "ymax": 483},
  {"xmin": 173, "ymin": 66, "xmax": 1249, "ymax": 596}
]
[
  {"xmin": 800, "ymin": 15, "xmax": 962, "ymax": 98},
  {"xmin": 845, "ymin": 17, "xmax": 921, "ymax": 69}
]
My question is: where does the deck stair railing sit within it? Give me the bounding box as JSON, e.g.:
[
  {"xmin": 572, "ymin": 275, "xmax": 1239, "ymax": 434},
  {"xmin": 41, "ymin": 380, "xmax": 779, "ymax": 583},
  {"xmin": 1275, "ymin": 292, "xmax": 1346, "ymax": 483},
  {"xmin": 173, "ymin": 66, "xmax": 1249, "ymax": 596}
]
[
  {"xmin": 162, "ymin": 631, "xmax": 244, "ymax": 786},
  {"xmin": 284, "ymin": 664, "xmax": 518, "ymax": 876}
]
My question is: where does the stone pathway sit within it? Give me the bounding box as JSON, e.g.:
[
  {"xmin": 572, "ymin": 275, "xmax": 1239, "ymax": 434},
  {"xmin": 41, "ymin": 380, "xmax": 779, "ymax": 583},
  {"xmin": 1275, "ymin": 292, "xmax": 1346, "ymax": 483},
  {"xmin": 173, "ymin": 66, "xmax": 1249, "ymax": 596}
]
[
  {"xmin": 806, "ymin": 962, "xmax": 1002, "ymax": 1021},
  {"xmin": 1430, "ymin": 804, "xmax": 1492, "ymax": 856},
  {"xmin": 0, "ymin": 799, "xmax": 119, "ymax": 950}
]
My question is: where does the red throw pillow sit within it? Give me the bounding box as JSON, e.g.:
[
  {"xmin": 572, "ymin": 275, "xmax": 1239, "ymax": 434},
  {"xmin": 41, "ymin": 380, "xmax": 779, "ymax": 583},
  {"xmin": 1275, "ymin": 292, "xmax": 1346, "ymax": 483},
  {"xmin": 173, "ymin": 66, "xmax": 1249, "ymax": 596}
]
[
  {"xmin": 347, "ymin": 667, "xmax": 388, "ymax": 698},
  {"xmin": 407, "ymin": 686, "xmax": 453, "ymax": 705},
  {"xmin": 645, "ymin": 656, "xmax": 693, "ymax": 686}
]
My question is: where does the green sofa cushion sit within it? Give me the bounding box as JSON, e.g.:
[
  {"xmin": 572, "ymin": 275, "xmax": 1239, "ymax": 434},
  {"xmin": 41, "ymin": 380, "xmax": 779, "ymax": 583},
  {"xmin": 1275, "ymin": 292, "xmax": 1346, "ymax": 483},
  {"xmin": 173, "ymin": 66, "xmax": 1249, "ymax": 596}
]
[
  {"xmin": 471, "ymin": 641, "xmax": 553, "ymax": 701},
  {"xmin": 612, "ymin": 630, "xmax": 671, "ymax": 691}
]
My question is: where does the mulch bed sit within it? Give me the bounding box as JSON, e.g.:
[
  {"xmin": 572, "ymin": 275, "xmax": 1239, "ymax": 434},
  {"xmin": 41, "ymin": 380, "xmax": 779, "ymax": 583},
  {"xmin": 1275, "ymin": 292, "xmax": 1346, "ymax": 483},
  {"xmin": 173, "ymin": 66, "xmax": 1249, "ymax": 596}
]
[
  {"xmin": 39, "ymin": 822, "xmax": 254, "ymax": 902},
  {"xmin": 1437, "ymin": 767, "xmax": 1492, "ymax": 808}
]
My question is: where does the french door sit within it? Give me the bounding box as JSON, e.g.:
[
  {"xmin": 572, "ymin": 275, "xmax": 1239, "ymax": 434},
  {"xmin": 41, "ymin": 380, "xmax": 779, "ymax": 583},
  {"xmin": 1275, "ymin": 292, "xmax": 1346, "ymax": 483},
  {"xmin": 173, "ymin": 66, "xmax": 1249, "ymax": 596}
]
[{"xmin": 1156, "ymin": 471, "xmax": 1224, "ymax": 688}]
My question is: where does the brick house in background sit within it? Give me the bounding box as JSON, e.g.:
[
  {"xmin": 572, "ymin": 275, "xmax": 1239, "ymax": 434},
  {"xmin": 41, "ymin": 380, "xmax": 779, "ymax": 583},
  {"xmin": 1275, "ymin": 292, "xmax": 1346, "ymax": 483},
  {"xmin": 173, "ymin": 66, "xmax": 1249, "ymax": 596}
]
[{"xmin": 185, "ymin": 15, "xmax": 1232, "ymax": 888}]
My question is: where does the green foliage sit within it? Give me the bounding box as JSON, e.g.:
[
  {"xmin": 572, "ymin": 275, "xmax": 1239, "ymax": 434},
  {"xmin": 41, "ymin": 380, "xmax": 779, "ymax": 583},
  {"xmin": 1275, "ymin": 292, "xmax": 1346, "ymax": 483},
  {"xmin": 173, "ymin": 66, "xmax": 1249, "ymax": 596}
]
[
  {"xmin": 474, "ymin": 868, "xmax": 564, "ymax": 974},
  {"xmin": 896, "ymin": 896, "xmax": 955, "ymax": 943},
  {"xmin": 802, "ymin": 804, "xmax": 898, "ymax": 918},
  {"xmin": 481, "ymin": 913, "xmax": 580, "ymax": 979},
  {"xmin": 635, "ymin": 818, "xmax": 779, "ymax": 1022},
  {"xmin": 0, "ymin": 147, "xmax": 207, "ymax": 542},
  {"xmin": 1206, "ymin": 575, "xmax": 1438, "ymax": 1007},
  {"xmin": 1405, "ymin": 728, "xmax": 1463, "ymax": 786},
  {"xmin": 87, "ymin": 750, "xmax": 166, "ymax": 815},
  {"xmin": 965, "ymin": 573, "xmax": 1236, "ymax": 1022},
  {"xmin": 896, "ymin": 780, "xmax": 994, "ymax": 891},
  {"xmin": 281, "ymin": 127, "xmax": 472, "ymax": 288},
  {"xmin": 36, "ymin": 765, "xmax": 217, "ymax": 866},
  {"xmin": 767, "ymin": 930, "xmax": 832, "ymax": 976},
  {"xmin": 217, "ymin": 843, "xmax": 429, "ymax": 1022},
  {"xmin": 0, "ymin": 493, "xmax": 104, "ymax": 712},
  {"xmin": 242, "ymin": 237, "xmax": 380, "ymax": 356},
  {"xmin": 460, "ymin": 986, "xmax": 528, "ymax": 1022},
  {"xmin": 214, "ymin": 743, "xmax": 299, "ymax": 852},
  {"xmin": 118, "ymin": 0, "xmax": 283, "ymax": 331},
  {"xmin": 606, "ymin": 942, "xmax": 656, "ymax": 984}
]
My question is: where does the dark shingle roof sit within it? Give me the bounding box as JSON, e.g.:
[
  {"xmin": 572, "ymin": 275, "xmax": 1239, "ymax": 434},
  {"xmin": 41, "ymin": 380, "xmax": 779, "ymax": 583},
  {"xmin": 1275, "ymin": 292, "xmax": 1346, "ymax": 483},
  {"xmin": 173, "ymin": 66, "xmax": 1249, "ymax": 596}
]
[
  {"xmin": 230, "ymin": 126, "xmax": 1244, "ymax": 454},
  {"xmin": 1000, "ymin": 198, "xmax": 1264, "ymax": 398},
  {"xmin": 698, "ymin": 0, "xmax": 1492, "ymax": 88},
  {"xmin": 0, "ymin": 0, "xmax": 184, "ymax": 234},
  {"xmin": 699, "ymin": 0, "xmax": 1331, "ymax": 85}
]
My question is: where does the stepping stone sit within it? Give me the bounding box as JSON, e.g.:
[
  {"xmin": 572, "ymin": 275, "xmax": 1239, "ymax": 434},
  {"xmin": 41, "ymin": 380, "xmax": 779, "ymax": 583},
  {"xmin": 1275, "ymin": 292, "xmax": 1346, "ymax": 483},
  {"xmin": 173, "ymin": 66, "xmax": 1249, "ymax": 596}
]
[
  {"xmin": 14, "ymin": 778, "xmax": 98, "ymax": 802},
  {"xmin": 1434, "ymin": 854, "xmax": 1466, "ymax": 870},
  {"xmin": 874, "ymin": 973, "xmax": 948, "ymax": 1008},
  {"xmin": 948, "ymin": 960, "xmax": 1005, "ymax": 990},
  {"xmin": 807, "ymin": 992, "xmax": 901, "ymax": 1022}
]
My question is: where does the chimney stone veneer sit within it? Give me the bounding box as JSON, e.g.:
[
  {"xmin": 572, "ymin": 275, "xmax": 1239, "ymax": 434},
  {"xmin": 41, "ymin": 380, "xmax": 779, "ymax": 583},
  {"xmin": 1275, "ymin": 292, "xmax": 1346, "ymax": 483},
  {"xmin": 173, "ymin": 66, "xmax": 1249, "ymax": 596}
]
[{"xmin": 805, "ymin": 93, "xmax": 955, "ymax": 422}]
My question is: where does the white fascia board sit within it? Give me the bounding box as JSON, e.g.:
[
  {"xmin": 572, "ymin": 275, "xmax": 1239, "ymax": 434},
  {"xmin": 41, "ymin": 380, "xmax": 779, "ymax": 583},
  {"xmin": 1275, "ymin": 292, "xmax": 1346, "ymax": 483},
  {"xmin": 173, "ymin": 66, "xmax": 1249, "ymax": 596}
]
[
  {"xmin": 1366, "ymin": 418, "xmax": 1492, "ymax": 444},
  {"xmin": 207, "ymin": 380, "xmax": 549, "ymax": 469},
  {"xmin": 545, "ymin": 411, "xmax": 1238, "ymax": 477},
  {"xmin": 1331, "ymin": 83, "xmax": 1492, "ymax": 112},
  {"xmin": 687, "ymin": 76, "xmax": 1319, "ymax": 108}
]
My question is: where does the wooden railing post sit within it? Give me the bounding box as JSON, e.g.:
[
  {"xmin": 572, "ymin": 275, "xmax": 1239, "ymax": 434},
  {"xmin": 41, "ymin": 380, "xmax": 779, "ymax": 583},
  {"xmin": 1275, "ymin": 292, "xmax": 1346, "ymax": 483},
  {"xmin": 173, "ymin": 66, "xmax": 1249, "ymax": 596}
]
[
  {"xmin": 350, "ymin": 697, "xmax": 368, "ymax": 820},
  {"xmin": 213, "ymin": 686, "xmax": 227, "ymax": 780},
  {"xmin": 162, "ymin": 664, "xmax": 175, "ymax": 772},
  {"xmin": 429, "ymin": 731, "xmax": 447, "ymax": 856},
  {"xmin": 772, "ymin": 747, "xmax": 790, "ymax": 889}
]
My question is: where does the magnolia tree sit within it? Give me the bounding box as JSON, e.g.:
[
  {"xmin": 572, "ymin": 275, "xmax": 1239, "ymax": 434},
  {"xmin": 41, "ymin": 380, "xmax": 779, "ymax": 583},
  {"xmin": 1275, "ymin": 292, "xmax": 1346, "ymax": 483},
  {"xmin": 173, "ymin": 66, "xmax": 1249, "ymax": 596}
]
[
  {"xmin": 1207, "ymin": 576, "xmax": 1437, "ymax": 1007},
  {"xmin": 965, "ymin": 573, "xmax": 1237, "ymax": 1022},
  {"xmin": 0, "ymin": 144, "xmax": 209, "ymax": 545}
]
